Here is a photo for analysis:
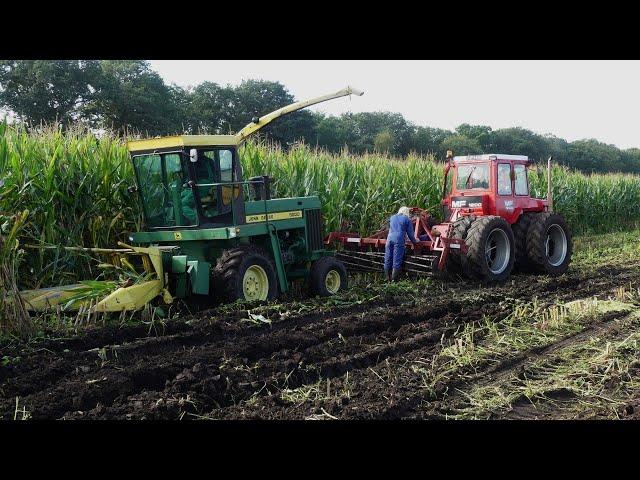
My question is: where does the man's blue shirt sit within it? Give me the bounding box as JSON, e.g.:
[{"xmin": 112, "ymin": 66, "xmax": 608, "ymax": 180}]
[{"xmin": 387, "ymin": 214, "xmax": 417, "ymax": 244}]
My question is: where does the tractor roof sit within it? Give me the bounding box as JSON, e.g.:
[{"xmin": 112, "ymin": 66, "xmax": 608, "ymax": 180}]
[
  {"xmin": 127, "ymin": 135, "xmax": 239, "ymax": 153},
  {"xmin": 453, "ymin": 154, "xmax": 529, "ymax": 162}
]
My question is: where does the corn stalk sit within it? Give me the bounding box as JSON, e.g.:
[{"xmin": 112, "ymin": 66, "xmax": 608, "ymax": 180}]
[{"xmin": 0, "ymin": 210, "xmax": 33, "ymax": 336}]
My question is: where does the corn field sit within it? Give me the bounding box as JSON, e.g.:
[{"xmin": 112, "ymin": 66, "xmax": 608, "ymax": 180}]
[
  {"xmin": 243, "ymin": 142, "xmax": 640, "ymax": 236},
  {"xmin": 1, "ymin": 121, "xmax": 640, "ymax": 292}
]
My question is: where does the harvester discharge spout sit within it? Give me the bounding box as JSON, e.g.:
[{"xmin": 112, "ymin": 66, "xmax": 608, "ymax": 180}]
[{"xmin": 235, "ymin": 86, "xmax": 364, "ymax": 143}]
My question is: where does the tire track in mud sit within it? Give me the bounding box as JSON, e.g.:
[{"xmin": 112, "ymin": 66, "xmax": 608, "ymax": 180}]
[
  {"xmin": 212, "ymin": 262, "xmax": 640, "ymax": 420},
  {"xmin": 2, "ymin": 260, "xmax": 640, "ymax": 420},
  {"xmin": 495, "ymin": 310, "xmax": 640, "ymax": 420},
  {"xmin": 0, "ymin": 293, "xmax": 504, "ymax": 419},
  {"xmin": 433, "ymin": 308, "xmax": 638, "ymax": 418},
  {"xmin": 350, "ymin": 270, "xmax": 640, "ymax": 420},
  {"xmin": 195, "ymin": 265, "xmax": 640, "ymax": 419},
  {"xmin": 0, "ymin": 296, "xmax": 410, "ymax": 403}
]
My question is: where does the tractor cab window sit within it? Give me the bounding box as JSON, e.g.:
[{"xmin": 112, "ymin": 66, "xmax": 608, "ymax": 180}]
[
  {"xmin": 497, "ymin": 163, "xmax": 512, "ymax": 195},
  {"xmin": 456, "ymin": 163, "xmax": 489, "ymax": 190},
  {"xmin": 196, "ymin": 151, "xmax": 219, "ymax": 217},
  {"xmin": 193, "ymin": 148, "xmax": 240, "ymax": 218},
  {"xmin": 444, "ymin": 164, "xmax": 453, "ymax": 196},
  {"xmin": 133, "ymin": 153, "xmax": 197, "ymax": 228},
  {"xmin": 514, "ymin": 164, "xmax": 529, "ymax": 195},
  {"xmin": 220, "ymin": 150, "xmax": 233, "ymax": 181}
]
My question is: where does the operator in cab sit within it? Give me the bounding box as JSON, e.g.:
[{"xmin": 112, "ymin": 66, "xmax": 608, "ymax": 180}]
[{"xmin": 384, "ymin": 206, "xmax": 418, "ymax": 282}]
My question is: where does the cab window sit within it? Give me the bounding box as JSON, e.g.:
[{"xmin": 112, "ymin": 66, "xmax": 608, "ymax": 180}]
[
  {"xmin": 497, "ymin": 163, "xmax": 512, "ymax": 195},
  {"xmin": 194, "ymin": 151, "xmax": 218, "ymax": 217},
  {"xmin": 514, "ymin": 164, "xmax": 529, "ymax": 195},
  {"xmin": 218, "ymin": 149, "xmax": 239, "ymax": 206},
  {"xmin": 167, "ymin": 153, "xmax": 198, "ymax": 226},
  {"xmin": 456, "ymin": 164, "xmax": 489, "ymax": 190},
  {"xmin": 220, "ymin": 150, "xmax": 233, "ymax": 182},
  {"xmin": 132, "ymin": 152, "xmax": 196, "ymax": 228},
  {"xmin": 444, "ymin": 167, "xmax": 453, "ymax": 196},
  {"xmin": 193, "ymin": 148, "xmax": 238, "ymax": 217}
]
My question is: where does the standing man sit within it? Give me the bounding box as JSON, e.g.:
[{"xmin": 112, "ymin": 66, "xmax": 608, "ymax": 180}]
[{"xmin": 384, "ymin": 206, "xmax": 418, "ymax": 282}]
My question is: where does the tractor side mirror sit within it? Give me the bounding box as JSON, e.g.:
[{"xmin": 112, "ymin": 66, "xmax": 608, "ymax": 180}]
[
  {"xmin": 189, "ymin": 148, "xmax": 198, "ymax": 163},
  {"xmin": 127, "ymin": 185, "xmax": 138, "ymax": 194}
]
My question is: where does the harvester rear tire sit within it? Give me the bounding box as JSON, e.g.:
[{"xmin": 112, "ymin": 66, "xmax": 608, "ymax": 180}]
[
  {"xmin": 462, "ymin": 215, "xmax": 515, "ymax": 282},
  {"xmin": 445, "ymin": 215, "xmax": 475, "ymax": 277},
  {"xmin": 310, "ymin": 257, "xmax": 348, "ymax": 297},
  {"xmin": 525, "ymin": 212, "xmax": 572, "ymax": 275},
  {"xmin": 213, "ymin": 247, "xmax": 278, "ymax": 303},
  {"xmin": 511, "ymin": 212, "xmax": 536, "ymax": 272}
]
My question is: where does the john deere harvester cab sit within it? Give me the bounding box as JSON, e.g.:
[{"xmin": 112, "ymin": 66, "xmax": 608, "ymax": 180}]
[
  {"xmin": 17, "ymin": 87, "xmax": 364, "ymax": 313},
  {"xmin": 129, "ymin": 138, "xmax": 245, "ymax": 229}
]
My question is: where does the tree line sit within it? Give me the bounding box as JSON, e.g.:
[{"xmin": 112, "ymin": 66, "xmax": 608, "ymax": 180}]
[{"xmin": 1, "ymin": 60, "xmax": 638, "ymax": 174}]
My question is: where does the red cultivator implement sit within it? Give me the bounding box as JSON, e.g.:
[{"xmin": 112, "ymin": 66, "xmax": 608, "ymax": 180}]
[
  {"xmin": 324, "ymin": 208, "xmax": 468, "ymax": 276},
  {"xmin": 324, "ymin": 153, "xmax": 573, "ymax": 282}
]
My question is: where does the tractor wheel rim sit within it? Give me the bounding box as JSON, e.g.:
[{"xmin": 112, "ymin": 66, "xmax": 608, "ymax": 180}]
[
  {"xmin": 485, "ymin": 228, "xmax": 510, "ymax": 275},
  {"xmin": 242, "ymin": 265, "xmax": 269, "ymax": 301},
  {"xmin": 325, "ymin": 269, "xmax": 341, "ymax": 294},
  {"xmin": 545, "ymin": 224, "xmax": 567, "ymax": 267}
]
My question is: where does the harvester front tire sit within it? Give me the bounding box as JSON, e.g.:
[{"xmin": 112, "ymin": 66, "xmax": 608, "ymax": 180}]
[
  {"xmin": 213, "ymin": 247, "xmax": 278, "ymax": 303},
  {"xmin": 511, "ymin": 212, "xmax": 536, "ymax": 272},
  {"xmin": 310, "ymin": 257, "xmax": 348, "ymax": 297},
  {"xmin": 526, "ymin": 212, "xmax": 572, "ymax": 275},
  {"xmin": 462, "ymin": 216, "xmax": 515, "ymax": 282}
]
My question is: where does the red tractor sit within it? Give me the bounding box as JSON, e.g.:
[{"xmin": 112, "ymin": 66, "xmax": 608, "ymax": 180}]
[{"xmin": 325, "ymin": 152, "xmax": 572, "ymax": 282}]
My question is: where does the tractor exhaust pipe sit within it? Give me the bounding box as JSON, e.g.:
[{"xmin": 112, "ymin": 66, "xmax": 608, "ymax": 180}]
[{"xmin": 547, "ymin": 156, "xmax": 553, "ymax": 212}]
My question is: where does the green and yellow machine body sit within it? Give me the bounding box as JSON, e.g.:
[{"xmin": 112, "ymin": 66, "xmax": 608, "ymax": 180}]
[{"xmin": 17, "ymin": 87, "xmax": 363, "ymax": 313}]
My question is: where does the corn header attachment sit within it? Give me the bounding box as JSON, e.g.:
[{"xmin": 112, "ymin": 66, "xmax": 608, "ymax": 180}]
[{"xmin": 16, "ymin": 244, "xmax": 174, "ymax": 313}]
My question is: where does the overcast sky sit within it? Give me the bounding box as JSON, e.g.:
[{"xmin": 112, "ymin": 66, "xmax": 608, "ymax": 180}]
[{"xmin": 149, "ymin": 60, "xmax": 640, "ymax": 150}]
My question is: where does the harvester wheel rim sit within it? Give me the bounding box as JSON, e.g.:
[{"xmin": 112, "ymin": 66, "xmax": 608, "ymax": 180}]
[
  {"xmin": 325, "ymin": 269, "xmax": 341, "ymax": 294},
  {"xmin": 545, "ymin": 224, "xmax": 568, "ymax": 267},
  {"xmin": 243, "ymin": 265, "xmax": 269, "ymax": 301},
  {"xmin": 485, "ymin": 228, "xmax": 510, "ymax": 275}
]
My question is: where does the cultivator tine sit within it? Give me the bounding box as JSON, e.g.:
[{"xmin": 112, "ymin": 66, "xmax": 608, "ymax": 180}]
[
  {"xmin": 337, "ymin": 259, "xmax": 384, "ymax": 273},
  {"xmin": 336, "ymin": 251, "xmax": 436, "ymax": 276},
  {"xmin": 336, "ymin": 252, "xmax": 386, "ymax": 272}
]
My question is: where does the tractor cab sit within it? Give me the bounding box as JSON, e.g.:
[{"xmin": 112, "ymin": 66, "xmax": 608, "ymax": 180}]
[
  {"xmin": 442, "ymin": 154, "xmax": 547, "ymax": 224},
  {"xmin": 128, "ymin": 136, "xmax": 247, "ymax": 230}
]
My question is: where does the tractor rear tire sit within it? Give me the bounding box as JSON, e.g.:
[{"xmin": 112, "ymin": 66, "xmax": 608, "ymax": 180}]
[
  {"xmin": 525, "ymin": 212, "xmax": 573, "ymax": 275},
  {"xmin": 445, "ymin": 215, "xmax": 475, "ymax": 277},
  {"xmin": 462, "ymin": 215, "xmax": 515, "ymax": 282},
  {"xmin": 310, "ymin": 256, "xmax": 348, "ymax": 297},
  {"xmin": 512, "ymin": 212, "xmax": 536, "ymax": 272},
  {"xmin": 213, "ymin": 247, "xmax": 278, "ymax": 303}
]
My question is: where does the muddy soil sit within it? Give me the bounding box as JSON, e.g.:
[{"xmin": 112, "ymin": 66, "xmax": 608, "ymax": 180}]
[{"xmin": 2, "ymin": 261, "xmax": 640, "ymax": 420}]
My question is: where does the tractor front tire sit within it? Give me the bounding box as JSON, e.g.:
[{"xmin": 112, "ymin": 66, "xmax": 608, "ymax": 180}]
[
  {"xmin": 511, "ymin": 212, "xmax": 536, "ymax": 272},
  {"xmin": 213, "ymin": 247, "xmax": 278, "ymax": 303},
  {"xmin": 445, "ymin": 215, "xmax": 475, "ymax": 277},
  {"xmin": 310, "ymin": 257, "xmax": 348, "ymax": 297},
  {"xmin": 462, "ymin": 216, "xmax": 515, "ymax": 282},
  {"xmin": 526, "ymin": 212, "xmax": 573, "ymax": 275}
]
